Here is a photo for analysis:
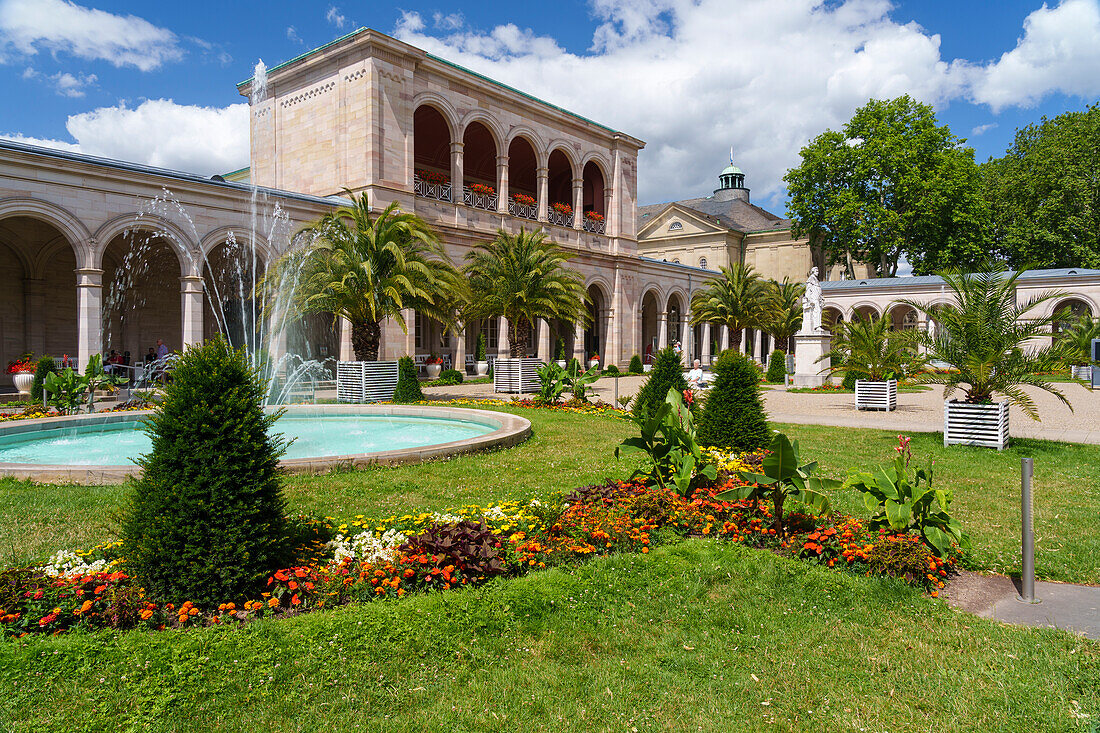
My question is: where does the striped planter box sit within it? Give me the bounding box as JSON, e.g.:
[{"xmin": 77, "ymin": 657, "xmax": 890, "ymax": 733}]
[
  {"xmin": 1070, "ymin": 365, "xmax": 1092, "ymax": 382},
  {"xmin": 493, "ymin": 358, "xmax": 542, "ymax": 394},
  {"xmin": 855, "ymin": 379, "xmax": 897, "ymax": 411},
  {"xmin": 336, "ymin": 361, "xmax": 399, "ymax": 403},
  {"xmin": 944, "ymin": 400, "xmax": 1009, "ymax": 450}
]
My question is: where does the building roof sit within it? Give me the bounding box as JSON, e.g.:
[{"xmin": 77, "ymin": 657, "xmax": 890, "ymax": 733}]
[
  {"xmin": 721, "ymin": 164, "xmax": 743, "ymax": 175},
  {"xmin": 638, "ymin": 196, "xmax": 791, "ymax": 235},
  {"xmin": 0, "ymin": 138, "xmax": 347, "ymax": 208},
  {"xmin": 821, "ymin": 268, "xmax": 1100, "ymax": 291}
]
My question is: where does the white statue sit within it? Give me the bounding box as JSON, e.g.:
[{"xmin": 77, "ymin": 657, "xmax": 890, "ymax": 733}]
[{"xmin": 802, "ymin": 267, "xmax": 824, "ymax": 333}]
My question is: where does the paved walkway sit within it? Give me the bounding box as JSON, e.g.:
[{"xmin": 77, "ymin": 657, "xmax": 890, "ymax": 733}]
[
  {"xmin": 946, "ymin": 571, "xmax": 1100, "ymax": 640},
  {"xmin": 423, "ymin": 376, "xmax": 1100, "ymax": 445}
]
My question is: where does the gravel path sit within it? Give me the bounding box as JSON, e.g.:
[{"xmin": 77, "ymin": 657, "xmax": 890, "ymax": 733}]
[{"xmin": 424, "ymin": 376, "xmax": 1100, "ymax": 445}]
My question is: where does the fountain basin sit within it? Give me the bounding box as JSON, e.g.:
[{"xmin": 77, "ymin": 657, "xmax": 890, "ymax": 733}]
[{"xmin": 0, "ymin": 404, "xmax": 531, "ymax": 484}]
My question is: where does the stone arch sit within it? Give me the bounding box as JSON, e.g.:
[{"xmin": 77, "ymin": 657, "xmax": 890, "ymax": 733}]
[
  {"xmin": 848, "ymin": 303, "xmax": 881, "ymax": 322},
  {"xmin": 1049, "ymin": 295, "xmax": 1097, "ymax": 327},
  {"xmin": 413, "ymin": 102, "xmax": 455, "ymax": 185},
  {"xmin": 0, "ymin": 197, "xmax": 90, "ymax": 266},
  {"xmin": 639, "ymin": 287, "xmax": 662, "ymax": 363},
  {"xmin": 506, "ymin": 133, "xmax": 540, "ymax": 208},
  {"xmin": 459, "ymin": 111, "xmax": 506, "ymax": 155},
  {"xmin": 887, "ymin": 303, "xmax": 919, "ymax": 330},
  {"xmin": 410, "ymin": 94, "xmax": 459, "ymax": 140},
  {"xmin": 822, "ymin": 306, "xmax": 844, "ymax": 334},
  {"xmin": 461, "ymin": 119, "xmax": 499, "ymax": 193},
  {"xmin": 584, "ymin": 280, "xmax": 612, "ymax": 361},
  {"xmin": 546, "ymin": 145, "xmax": 577, "ymax": 213},
  {"xmin": 92, "ymin": 213, "xmax": 197, "ymax": 274},
  {"xmin": 506, "ymin": 126, "xmax": 544, "ymax": 160},
  {"xmin": 581, "ymin": 158, "xmax": 607, "ymax": 220},
  {"xmin": 199, "ymin": 226, "xmax": 273, "ymax": 265}
]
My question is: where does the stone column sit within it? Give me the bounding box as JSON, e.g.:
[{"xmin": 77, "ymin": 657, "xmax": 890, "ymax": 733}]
[
  {"xmin": 680, "ymin": 314, "xmax": 691, "ymax": 365},
  {"xmin": 573, "ymin": 319, "xmax": 585, "ymax": 362},
  {"xmin": 76, "ymin": 268, "xmax": 104, "ymax": 373},
  {"xmin": 793, "ymin": 331, "xmax": 830, "ymax": 388},
  {"xmin": 719, "ymin": 324, "xmax": 729, "ymax": 353},
  {"xmin": 496, "ymin": 155, "xmax": 509, "ymax": 214},
  {"xmin": 453, "ymin": 325, "xmax": 466, "ymax": 373},
  {"xmin": 702, "ymin": 323, "xmax": 712, "ymax": 366},
  {"xmin": 450, "ymin": 142, "xmax": 464, "ymax": 202},
  {"xmin": 498, "ymin": 316, "xmax": 510, "ymax": 357},
  {"xmin": 604, "ymin": 187, "xmax": 614, "ymax": 236},
  {"xmin": 180, "ymin": 275, "xmax": 205, "ymax": 349},
  {"xmin": 536, "ymin": 166, "xmax": 549, "ymax": 222},
  {"xmin": 572, "ymin": 177, "xmax": 584, "ymax": 230},
  {"xmin": 403, "ymin": 308, "xmax": 416, "ymax": 356},
  {"xmin": 538, "ymin": 319, "xmax": 551, "ymax": 361},
  {"xmin": 339, "ymin": 317, "xmax": 354, "ymax": 361},
  {"xmin": 657, "ymin": 311, "xmax": 668, "ymax": 350},
  {"xmin": 23, "ymin": 278, "xmax": 46, "ymax": 356}
]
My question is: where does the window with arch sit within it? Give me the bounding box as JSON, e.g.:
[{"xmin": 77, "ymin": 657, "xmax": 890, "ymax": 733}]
[
  {"xmin": 699, "ymin": 257, "xmax": 708, "ymax": 269},
  {"xmin": 668, "ymin": 221, "xmax": 683, "ymax": 231},
  {"xmin": 673, "ymin": 258, "xmax": 681, "ymax": 264}
]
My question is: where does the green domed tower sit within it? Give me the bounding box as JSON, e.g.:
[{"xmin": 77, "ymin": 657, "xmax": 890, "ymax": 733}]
[{"xmin": 714, "ymin": 153, "xmax": 750, "ymax": 202}]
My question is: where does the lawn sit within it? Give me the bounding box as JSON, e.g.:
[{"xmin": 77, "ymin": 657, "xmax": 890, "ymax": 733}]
[
  {"xmin": 2, "ymin": 404, "xmax": 1096, "ymax": 584},
  {"xmin": 1, "ymin": 541, "xmax": 1097, "ymax": 732},
  {"xmin": 1, "ymin": 404, "xmax": 1098, "ymax": 731}
]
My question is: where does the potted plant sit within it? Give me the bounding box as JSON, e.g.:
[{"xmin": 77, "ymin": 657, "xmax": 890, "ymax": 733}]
[
  {"xmin": 475, "ymin": 333, "xmax": 489, "ymax": 376},
  {"xmin": 588, "ymin": 353, "xmax": 601, "ymax": 371},
  {"xmin": 468, "ymin": 183, "xmax": 495, "ymax": 196},
  {"xmin": 555, "ymin": 339, "xmax": 567, "ymax": 369},
  {"xmin": 551, "ymin": 202, "xmax": 573, "ymax": 218},
  {"xmin": 584, "ymin": 211, "xmax": 605, "ymax": 222},
  {"xmin": 511, "ymin": 193, "xmax": 535, "ymax": 206},
  {"xmin": 1055, "ymin": 313, "xmax": 1100, "ymax": 381},
  {"xmin": 7, "ymin": 353, "xmax": 35, "ymax": 396},
  {"xmin": 898, "ymin": 264, "xmax": 1071, "ymax": 450},
  {"xmin": 425, "ymin": 354, "xmax": 443, "ymax": 379},
  {"xmin": 819, "ymin": 314, "xmax": 926, "ymax": 411}
]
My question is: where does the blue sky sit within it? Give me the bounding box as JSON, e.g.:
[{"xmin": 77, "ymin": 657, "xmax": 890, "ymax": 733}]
[{"xmin": 2, "ymin": 0, "xmax": 1099, "ymax": 213}]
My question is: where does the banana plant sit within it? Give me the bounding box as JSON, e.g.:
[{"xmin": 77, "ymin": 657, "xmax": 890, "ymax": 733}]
[
  {"xmin": 845, "ymin": 439, "xmax": 970, "ymax": 557},
  {"xmin": 535, "ymin": 362, "xmax": 568, "ymax": 404},
  {"xmin": 717, "ymin": 432, "xmax": 837, "ymax": 534},
  {"xmin": 616, "ymin": 387, "xmax": 717, "ymax": 496},
  {"xmin": 563, "ymin": 361, "xmax": 601, "ymax": 402}
]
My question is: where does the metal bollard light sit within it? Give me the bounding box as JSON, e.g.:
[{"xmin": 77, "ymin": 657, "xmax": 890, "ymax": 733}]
[{"xmin": 1017, "ymin": 457, "xmax": 1040, "ymax": 604}]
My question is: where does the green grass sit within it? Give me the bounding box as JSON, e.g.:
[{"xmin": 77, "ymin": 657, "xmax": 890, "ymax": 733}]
[
  {"xmin": 2, "ymin": 407, "xmax": 1098, "ymax": 585},
  {"xmin": 1, "ymin": 541, "xmax": 1096, "ymax": 732}
]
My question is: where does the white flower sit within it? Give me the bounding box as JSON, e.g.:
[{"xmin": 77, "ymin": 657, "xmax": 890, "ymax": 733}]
[
  {"xmin": 41, "ymin": 549, "xmax": 112, "ymax": 578},
  {"xmin": 327, "ymin": 529, "xmax": 406, "ymax": 566}
]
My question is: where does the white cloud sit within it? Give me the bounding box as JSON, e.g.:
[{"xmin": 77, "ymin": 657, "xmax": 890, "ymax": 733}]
[
  {"xmin": 4, "ymin": 99, "xmax": 249, "ymax": 176},
  {"xmin": 0, "ymin": 0, "xmax": 183, "ymax": 71},
  {"xmin": 287, "ymin": 25, "xmax": 302, "ymax": 44},
  {"xmin": 971, "ymin": 123, "xmax": 997, "ymax": 136},
  {"xmin": 325, "ymin": 6, "xmax": 347, "ymax": 29},
  {"xmin": 24, "ymin": 66, "xmax": 98, "ymax": 97},
  {"xmin": 0, "ymin": 131, "xmax": 81, "ymax": 153},
  {"xmin": 970, "ymin": 0, "xmax": 1100, "ymax": 111},
  {"xmin": 432, "ymin": 13, "xmax": 465, "ymax": 32},
  {"xmin": 394, "ymin": 0, "xmax": 971, "ymax": 207}
]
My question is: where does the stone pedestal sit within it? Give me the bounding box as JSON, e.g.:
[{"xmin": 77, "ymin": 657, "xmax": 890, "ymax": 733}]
[{"xmin": 792, "ymin": 332, "xmax": 831, "ymax": 388}]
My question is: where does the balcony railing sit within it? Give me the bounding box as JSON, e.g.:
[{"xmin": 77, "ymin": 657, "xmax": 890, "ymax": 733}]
[
  {"xmin": 582, "ymin": 217, "xmax": 606, "ymax": 234},
  {"xmin": 463, "ymin": 186, "xmax": 499, "ymax": 211},
  {"xmin": 413, "ymin": 175, "xmax": 452, "ymax": 203},
  {"xmin": 547, "ymin": 210, "xmax": 574, "ymax": 228},
  {"xmin": 508, "ymin": 199, "xmax": 538, "ymax": 220}
]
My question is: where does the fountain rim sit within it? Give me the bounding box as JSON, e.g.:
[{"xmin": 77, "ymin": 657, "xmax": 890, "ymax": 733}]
[{"xmin": 0, "ymin": 404, "xmax": 532, "ymax": 484}]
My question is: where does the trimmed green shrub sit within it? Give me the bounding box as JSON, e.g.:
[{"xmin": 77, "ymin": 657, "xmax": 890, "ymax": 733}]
[
  {"xmin": 628, "ymin": 354, "xmax": 643, "ymax": 374},
  {"xmin": 436, "ymin": 368, "xmax": 464, "ymax": 385},
  {"xmin": 632, "ymin": 346, "xmax": 689, "ymax": 421},
  {"xmin": 765, "ymin": 349, "xmax": 787, "ymax": 383},
  {"xmin": 555, "ymin": 339, "xmax": 566, "ymax": 361},
  {"xmin": 697, "ymin": 350, "xmax": 770, "ymax": 451},
  {"xmin": 475, "ymin": 333, "xmax": 487, "ymax": 361},
  {"xmin": 119, "ymin": 339, "xmax": 292, "ymax": 606},
  {"xmin": 393, "ymin": 356, "xmax": 424, "ymax": 403},
  {"xmin": 567, "ymin": 357, "xmax": 582, "ymax": 374},
  {"xmin": 31, "ymin": 356, "xmax": 56, "ymax": 401},
  {"xmin": 604, "ymin": 364, "xmax": 620, "ymax": 375}
]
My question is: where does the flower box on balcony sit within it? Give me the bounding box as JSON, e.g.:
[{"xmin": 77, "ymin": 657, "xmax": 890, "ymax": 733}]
[
  {"xmin": 511, "ymin": 193, "xmax": 535, "ymax": 206},
  {"xmin": 415, "ymin": 169, "xmax": 450, "ymax": 185},
  {"xmin": 584, "ymin": 211, "xmax": 604, "ymax": 222},
  {"xmin": 551, "ymin": 203, "xmax": 573, "ymax": 216},
  {"xmin": 468, "ymin": 184, "xmax": 495, "ymax": 196}
]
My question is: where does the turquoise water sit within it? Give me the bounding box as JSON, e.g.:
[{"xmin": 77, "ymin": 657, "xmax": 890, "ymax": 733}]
[{"xmin": 0, "ymin": 415, "xmax": 495, "ymax": 466}]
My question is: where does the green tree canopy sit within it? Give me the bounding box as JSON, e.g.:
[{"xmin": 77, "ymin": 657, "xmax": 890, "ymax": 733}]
[
  {"xmin": 764, "ymin": 277, "xmax": 804, "ymax": 353},
  {"xmin": 784, "ymin": 95, "xmax": 990, "ymax": 277},
  {"xmin": 689, "ymin": 264, "xmax": 772, "ymax": 352},
  {"xmin": 268, "ymin": 190, "xmax": 461, "ymax": 361},
  {"xmin": 463, "ymin": 228, "xmax": 588, "ymax": 358},
  {"xmin": 981, "ymin": 105, "xmax": 1100, "ymax": 269}
]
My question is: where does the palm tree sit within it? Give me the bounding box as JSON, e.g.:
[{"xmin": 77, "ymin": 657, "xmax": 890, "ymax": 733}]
[
  {"xmin": 268, "ymin": 190, "xmax": 460, "ymax": 361},
  {"xmin": 1054, "ymin": 313, "xmax": 1100, "ymax": 368},
  {"xmin": 765, "ymin": 277, "xmax": 804, "ymax": 353},
  {"xmin": 819, "ymin": 313, "xmax": 927, "ymax": 381},
  {"xmin": 690, "ymin": 264, "xmax": 772, "ymax": 352},
  {"xmin": 898, "ymin": 264, "xmax": 1070, "ymax": 420},
  {"xmin": 463, "ymin": 228, "xmax": 588, "ymax": 357}
]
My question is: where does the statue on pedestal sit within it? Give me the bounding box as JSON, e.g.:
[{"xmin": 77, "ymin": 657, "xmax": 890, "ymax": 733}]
[{"xmin": 801, "ymin": 267, "xmax": 824, "ymax": 334}]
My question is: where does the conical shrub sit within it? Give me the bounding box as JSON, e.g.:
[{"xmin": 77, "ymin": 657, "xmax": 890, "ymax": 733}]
[
  {"xmin": 628, "ymin": 354, "xmax": 643, "ymax": 374},
  {"xmin": 632, "ymin": 346, "xmax": 689, "ymax": 421},
  {"xmin": 698, "ymin": 350, "xmax": 770, "ymax": 451},
  {"xmin": 393, "ymin": 355, "xmax": 424, "ymax": 403},
  {"xmin": 765, "ymin": 349, "xmax": 787, "ymax": 383},
  {"xmin": 120, "ymin": 339, "xmax": 292, "ymax": 606}
]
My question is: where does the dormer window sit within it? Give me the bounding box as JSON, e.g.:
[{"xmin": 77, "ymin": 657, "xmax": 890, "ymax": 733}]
[
  {"xmin": 668, "ymin": 221, "xmax": 683, "ymax": 231},
  {"xmin": 699, "ymin": 257, "xmax": 708, "ymax": 269}
]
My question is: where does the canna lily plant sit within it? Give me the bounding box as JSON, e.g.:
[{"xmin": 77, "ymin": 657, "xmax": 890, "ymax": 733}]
[{"xmin": 717, "ymin": 432, "xmax": 837, "ymax": 534}]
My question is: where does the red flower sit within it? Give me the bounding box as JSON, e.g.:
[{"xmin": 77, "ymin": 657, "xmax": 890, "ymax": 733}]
[{"xmin": 682, "ymin": 389, "xmax": 695, "ymax": 406}]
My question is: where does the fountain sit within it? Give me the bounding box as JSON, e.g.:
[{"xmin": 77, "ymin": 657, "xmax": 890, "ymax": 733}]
[{"xmin": 0, "ymin": 59, "xmax": 532, "ymax": 481}]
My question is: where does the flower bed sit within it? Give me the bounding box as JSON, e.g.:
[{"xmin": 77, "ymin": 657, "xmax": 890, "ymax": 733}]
[{"xmin": 1, "ymin": 454, "xmax": 958, "ymax": 637}]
